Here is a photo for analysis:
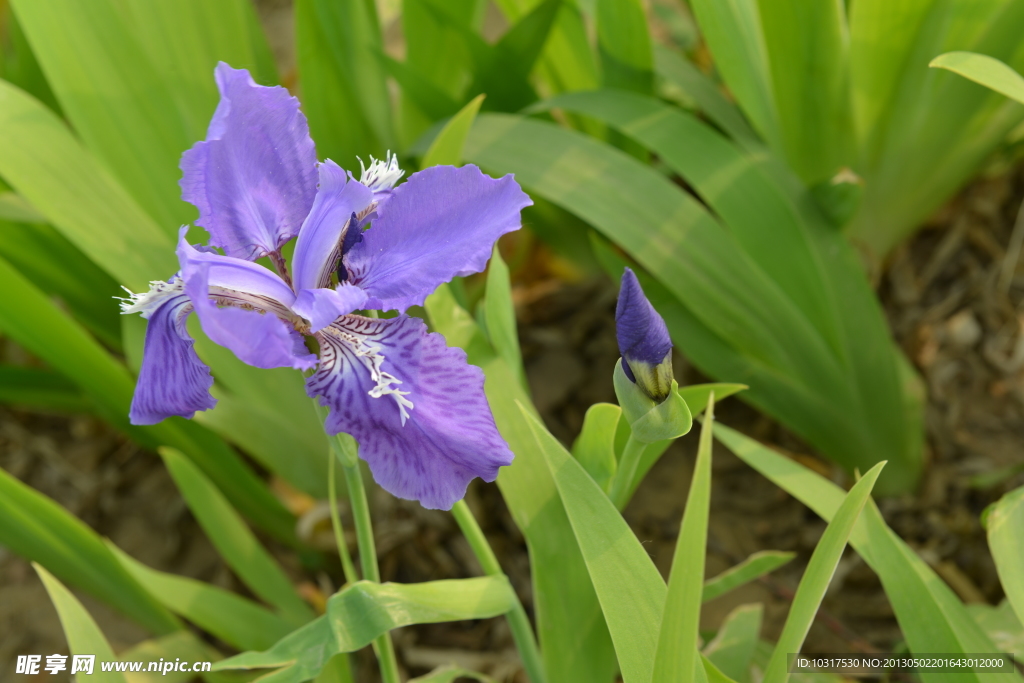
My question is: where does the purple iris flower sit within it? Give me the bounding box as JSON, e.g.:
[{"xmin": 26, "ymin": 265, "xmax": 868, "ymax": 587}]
[
  {"xmin": 121, "ymin": 63, "xmax": 532, "ymax": 509},
  {"xmin": 615, "ymin": 268, "xmax": 673, "ymax": 402}
]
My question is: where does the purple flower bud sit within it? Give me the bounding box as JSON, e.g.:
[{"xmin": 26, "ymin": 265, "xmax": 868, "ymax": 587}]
[{"xmin": 615, "ymin": 268, "xmax": 673, "ymax": 402}]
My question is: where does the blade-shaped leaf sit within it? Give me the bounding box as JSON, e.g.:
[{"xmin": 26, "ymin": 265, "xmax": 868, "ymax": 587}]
[
  {"xmin": 755, "ymin": 0, "xmax": 853, "ymax": 183},
  {"xmin": 572, "ymin": 403, "xmax": 621, "ymax": 492},
  {"xmin": 0, "ymin": 468, "xmax": 179, "ymax": 635},
  {"xmin": 216, "ymin": 577, "xmax": 515, "ymax": 681},
  {"xmin": 521, "ymin": 402, "xmax": 665, "ymax": 683},
  {"xmin": 596, "ymin": 0, "xmax": 653, "ymax": 94},
  {"xmin": 421, "ymin": 94, "xmax": 486, "ymax": 167},
  {"xmin": 930, "ymin": 51, "xmax": 1024, "ymax": 105},
  {"xmin": 714, "ymin": 423, "xmax": 1022, "ymax": 683},
  {"xmin": 35, "ymin": 564, "xmax": 128, "ymax": 683},
  {"xmin": 118, "ymin": 632, "xmax": 221, "ymax": 683},
  {"xmin": 408, "ymin": 665, "xmax": 495, "ymax": 683},
  {"xmin": 703, "ymin": 604, "xmax": 763, "ymax": 683},
  {"xmin": 986, "ymin": 485, "xmax": 1024, "ymax": 629},
  {"xmin": 109, "ymin": 542, "xmax": 293, "ymax": 652},
  {"xmin": 702, "ymin": 551, "xmax": 795, "ymax": 604},
  {"xmin": 687, "ymin": 0, "xmax": 780, "ymax": 150},
  {"xmin": 426, "ymin": 285, "xmax": 618, "ymax": 683},
  {"xmin": 0, "ymin": 365, "xmax": 91, "ymax": 413},
  {"xmin": 653, "ymin": 396, "xmax": 715, "ymax": 682},
  {"xmin": 482, "ymin": 246, "xmax": 527, "ymax": 390},
  {"xmin": 160, "ymin": 447, "xmax": 315, "ymax": 627},
  {"xmin": 762, "ymin": 462, "xmax": 883, "ymax": 683}
]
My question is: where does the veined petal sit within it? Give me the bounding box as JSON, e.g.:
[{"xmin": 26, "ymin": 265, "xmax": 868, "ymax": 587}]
[
  {"xmin": 180, "ymin": 63, "xmax": 318, "ymax": 261},
  {"xmin": 129, "ymin": 291, "xmax": 216, "ymax": 425},
  {"xmin": 184, "ymin": 261, "xmax": 317, "ymax": 371},
  {"xmin": 176, "ymin": 228, "xmax": 296, "ymax": 310},
  {"xmin": 343, "ymin": 165, "xmax": 531, "ymax": 312},
  {"xmin": 307, "ymin": 315, "xmax": 513, "ymax": 510},
  {"xmin": 291, "ymin": 160, "xmax": 374, "ymax": 292},
  {"xmin": 293, "ymin": 284, "xmax": 368, "ymax": 333}
]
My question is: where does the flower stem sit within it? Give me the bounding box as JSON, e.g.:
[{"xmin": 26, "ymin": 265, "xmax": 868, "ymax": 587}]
[
  {"xmin": 327, "ymin": 452, "xmax": 358, "ymax": 585},
  {"xmin": 608, "ymin": 435, "xmax": 647, "ymax": 510},
  {"xmin": 451, "ymin": 500, "xmax": 546, "ymax": 683},
  {"xmin": 326, "ymin": 430, "xmax": 401, "ymax": 683}
]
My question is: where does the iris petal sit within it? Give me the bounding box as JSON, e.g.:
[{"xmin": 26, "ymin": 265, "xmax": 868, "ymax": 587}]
[
  {"xmin": 185, "ymin": 261, "xmax": 317, "ymax": 371},
  {"xmin": 291, "ymin": 160, "xmax": 373, "ymax": 292},
  {"xmin": 292, "ymin": 284, "xmax": 368, "ymax": 332},
  {"xmin": 343, "ymin": 165, "xmax": 532, "ymax": 312},
  {"xmin": 180, "ymin": 63, "xmax": 318, "ymax": 261},
  {"xmin": 129, "ymin": 291, "xmax": 216, "ymax": 425},
  {"xmin": 307, "ymin": 314, "xmax": 513, "ymax": 510}
]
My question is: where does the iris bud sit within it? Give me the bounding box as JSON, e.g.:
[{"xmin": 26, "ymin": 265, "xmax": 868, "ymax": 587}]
[
  {"xmin": 616, "ymin": 268, "xmax": 674, "ymax": 402},
  {"xmin": 613, "ymin": 269, "xmax": 691, "ymax": 443}
]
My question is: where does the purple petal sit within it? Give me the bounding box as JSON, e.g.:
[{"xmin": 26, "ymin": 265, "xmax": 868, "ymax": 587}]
[
  {"xmin": 180, "ymin": 63, "xmax": 318, "ymax": 261},
  {"xmin": 184, "ymin": 261, "xmax": 317, "ymax": 371},
  {"xmin": 616, "ymin": 268, "xmax": 672, "ymax": 367},
  {"xmin": 343, "ymin": 165, "xmax": 532, "ymax": 312},
  {"xmin": 176, "ymin": 228, "xmax": 296, "ymax": 309},
  {"xmin": 129, "ymin": 291, "xmax": 216, "ymax": 425},
  {"xmin": 293, "ymin": 284, "xmax": 368, "ymax": 332},
  {"xmin": 291, "ymin": 160, "xmax": 374, "ymax": 292},
  {"xmin": 307, "ymin": 315, "xmax": 513, "ymax": 509}
]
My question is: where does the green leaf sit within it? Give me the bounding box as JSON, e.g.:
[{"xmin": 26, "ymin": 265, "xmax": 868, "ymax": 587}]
[
  {"xmin": 0, "ymin": 79, "xmax": 174, "ymax": 290},
  {"xmin": 160, "ymin": 447, "xmax": 315, "ymax": 627},
  {"xmin": 217, "ymin": 577, "xmax": 515, "ymax": 681},
  {"xmin": 0, "ymin": 365, "xmax": 91, "ymax": 413},
  {"xmin": 426, "ymin": 285, "xmax": 618, "ymax": 683},
  {"xmin": 930, "ymin": 51, "xmax": 1024, "ymax": 105},
  {"xmin": 572, "ymin": 403, "xmax": 621, "ymax": 491},
  {"xmin": 0, "ymin": 467, "xmax": 179, "ymax": 635},
  {"xmin": 714, "ymin": 424, "xmax": 1021, "ymax": 683},
  {"xmin": 762, "ymin": 462, "xmax": 883, "ymax": 683},
  {"xmin": 702, "ymin": 551, "xmax": 795, "ymax": 604},
  {"xmin": 686, "ymin": 0, "xmax": 780, "ymax": 150},
  {"xmin": 409, "ymin": 665, "xmax": 495, "ymax": 683},
  {"xmin": 678, "ymin": 384, "xmax": 747, "ymax": 418},
  {"xmin": 986, "ymin": 485, "xmax": 1024, "ymax": 629},
  {"xmin": 0, "ymin": 191, "xmax": 45, "ymax": 223},
  {"xmin": 968, "ymin": 601, "xmax": 1024, "ymax": 657},
  {"xmin": 653, "ymin": 395, "xmax": 714, "ymax": 683},
  {"xmin": 483, "ymin": 246, "xmax": 527, "ymax": 389},
  {"xmin": 755, "ymin": 0, "xmax": 853, "ymax": 183},
  {"xmin": 613, "ymin": 362, "xmax": 692, "ymax": 443},
  {"xmin": 703, "ymin": 604, "xmax": 763, "ymax": 683},
  {"xmin": 596, "ymin": 0, "xmax": 653, "ymax": 94},
  {"xmin": 521, "ymin": 402, "xmax": 665, "ymax": 683},
  {"xmin": 35, "ymin": 564, "xmax": 128, "ymax": 683},
  {"xmin": 295, "ymin": 0, "xmax": 388, "ymax": 170},
  {"xmin": 11, "ymin": 0, "xmax": 273, "ymax": 231},
  {"xmin": 109, "ymin": 542, "xmax": 293, "ymax": 652},
  {"xmin": 653, "ymin": 46, "xmax": 759, "ymax": 150},
  {"xmin": 378, "ymin": 52, "xmax": 462, "ymax": 122},
  {"xmin": 421, "ymin": 93, "xmax": 486, "ymax": 167},
  {"xmin": 314, "ymin": 654, "xmax": 355, "ymax": 683}
]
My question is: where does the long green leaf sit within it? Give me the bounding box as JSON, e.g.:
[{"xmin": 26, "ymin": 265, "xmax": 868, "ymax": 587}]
[
  {"xmin": 160, "ymin": 447, "xmax": 315, "ymax": 626},
  {"xmin": 35, "ymin": 564, "xmax": 128, "ymax": 683},
  {"xmin": 930, "ymin": 51, "xmax": 1024, "ymax": 105},
  {"xmin": 216, "ymin": 577, "xmax": 515, "ymax": 681},
  {"xmin": 421, "ymin": 94, "xmax": 486, "ymax": 168},
  {"xmin": 596, "ymin": 0, "xmax": 653, "ymax": 93},
  {"xmin": 653, "ymin": 396, "xmax": 715, "ymax": 683},
  {"xmin": 409, "ymin": 666, "xmax": 495, "ymax": 683},
  {"xmin": 714, "ymin": 424, "xmax": 1022, "ymax": 683},
  {"xmin": 483, "ymin": 246, "xmax": 526, "ymax": 389},
  {"xmin": 0, "ymin": 468, "xmax": 179, "ymax": 635},
  {"xmin": 702, "ymin": 604, "xmax": 762, "ymax": 683},
  {"xmin": 118, "ymin": 632, "xmax": 222, "ymax": 683},
  {"xmin": 109, "ymin": 543, "xmax": 293, "ymax": 652},
  {"xmin": 11, "ymin": 0, "xmax": 272, "ymax": 232},
  {"xmin": 763, "ymin": 462, "xmax": 883, "ymax": 683},
  {"xmin": 686, "ymin": 0, "xmax": 780, "ymax": 150},
  {"xmin": 426, "ymin": 286, "xmax": 617, "ymax": 683},
  {"xmin": 0, "ymin": 365, "xmax": 91, "ymax": 413},
  {"xmin": 987, "ymin": 485, "xmax": 1024, "ymax": 629},
  {"xmin": 755, "ymin": 0, "xmax": 852, "ymax": 183},
  {"xmin": 522, "ymin": 403, "xmax": 665, "ymax": 683},
  {"xmin": 572, "ymin": 403, "xmax": 621, "ymax": 492},
  {"xmin": 702, "ymin": 551, "xmax": 795, "ymax": 603}
]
